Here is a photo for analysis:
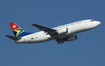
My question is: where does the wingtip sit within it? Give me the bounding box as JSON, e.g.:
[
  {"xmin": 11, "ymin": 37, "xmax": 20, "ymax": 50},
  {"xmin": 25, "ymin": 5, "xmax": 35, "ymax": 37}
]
[
  {"xmin": 31, "ymin": 23, "xmax": 36, "ymax": 26},
  {"xmin": 5, "ymin": 34, "xmax": 8, "ymax": 36},
  {"xmin": 31, "ymin": 24, "xmax": 34, "ymax": 25}
]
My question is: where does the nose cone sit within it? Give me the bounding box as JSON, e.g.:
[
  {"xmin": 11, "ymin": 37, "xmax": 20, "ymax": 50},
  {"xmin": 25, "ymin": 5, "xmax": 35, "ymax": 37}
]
[
  {"xmin": 97, "ymin": 21, "xmax": 101, "ymax": 25},
  {"xmin": 94, "ymin": 21, "xmax": 101, "ymax": 27},
  {"xmin": 91, "ymin": 21, "xmax": 101, "ymax": 28}
]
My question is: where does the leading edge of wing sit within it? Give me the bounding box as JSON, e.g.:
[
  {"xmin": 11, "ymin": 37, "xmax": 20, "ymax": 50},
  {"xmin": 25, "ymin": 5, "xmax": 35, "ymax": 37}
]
[
  {"xmin": 32, "ymin": 24, "xmax": 58, "ymax": 37},
  {"xmin": 32, "ymin": 24, "xmax": 56, "ymax": 32}
]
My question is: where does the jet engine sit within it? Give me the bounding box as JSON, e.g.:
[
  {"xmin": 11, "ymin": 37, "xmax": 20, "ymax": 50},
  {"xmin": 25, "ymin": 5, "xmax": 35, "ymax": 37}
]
[
  {"xmin": 57, "ymin": 28, "xmax": 68, "ymax": 34},
  {"xmin": 66, "ymin": 35, "xmax": 77, "ymax": 42}
]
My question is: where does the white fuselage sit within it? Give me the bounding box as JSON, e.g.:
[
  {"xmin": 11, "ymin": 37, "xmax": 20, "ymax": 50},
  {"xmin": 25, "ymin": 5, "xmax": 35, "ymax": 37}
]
[{"xmin": 15, "ymin": 19, "xmax": 101, "ymax": 44}]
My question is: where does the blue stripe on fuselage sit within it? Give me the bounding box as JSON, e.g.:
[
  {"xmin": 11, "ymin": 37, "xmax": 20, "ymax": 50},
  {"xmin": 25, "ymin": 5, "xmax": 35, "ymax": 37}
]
[{"xmin": 17, "ymin": 31, "xmax": 33, "ymax": 37}]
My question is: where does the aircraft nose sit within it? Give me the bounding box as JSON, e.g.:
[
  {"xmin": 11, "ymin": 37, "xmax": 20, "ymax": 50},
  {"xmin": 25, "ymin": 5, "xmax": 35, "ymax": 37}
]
[
  {"xmin": 95, "ymin": 21, "xmax": 101, "ymax": 26},
  {"xmin": 97, "ymin": 21, "xmax": 101, "ymax": 25},
  {"xmin": 95, "ymin": 21, "xmax": 101, "ymax": 27},
  {"xmin": 92, "ymin": 21, "xmax": 101, "ymax": 27}
]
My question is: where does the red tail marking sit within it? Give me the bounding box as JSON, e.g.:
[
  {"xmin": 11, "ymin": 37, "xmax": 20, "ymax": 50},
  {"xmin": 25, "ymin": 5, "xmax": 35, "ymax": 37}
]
[{"xmin": 9, "ymin": 22, "xmax": 20, "ymax": 30}]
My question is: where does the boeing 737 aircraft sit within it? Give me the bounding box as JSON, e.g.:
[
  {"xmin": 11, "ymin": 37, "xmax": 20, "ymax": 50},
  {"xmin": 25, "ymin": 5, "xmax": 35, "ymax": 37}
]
[{"xmin": 5, "ymin": 19, "xmax": 101, "ymax": 44}]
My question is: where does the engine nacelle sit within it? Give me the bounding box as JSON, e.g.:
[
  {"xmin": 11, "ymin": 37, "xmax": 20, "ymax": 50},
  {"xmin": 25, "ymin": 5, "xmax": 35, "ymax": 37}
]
[
  {"xmin": 57, "ymin": 28, "xmax": 68, "ymax": 34},
  {"xmin": 66, "ymin": 35, "xmax": 77, "ymax": 42}
]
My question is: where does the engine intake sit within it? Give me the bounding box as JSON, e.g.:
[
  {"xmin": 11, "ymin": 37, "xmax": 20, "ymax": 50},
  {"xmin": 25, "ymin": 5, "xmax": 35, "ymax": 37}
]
[{"xmin": 66, "ymin": 35, "xmax": 77, "ymax": 42}]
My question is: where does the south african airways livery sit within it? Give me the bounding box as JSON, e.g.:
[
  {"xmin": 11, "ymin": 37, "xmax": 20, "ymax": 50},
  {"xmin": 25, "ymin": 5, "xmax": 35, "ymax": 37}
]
[{"xmin": 5, "ymin": 19, "xmax": 101, "ymax": 44}]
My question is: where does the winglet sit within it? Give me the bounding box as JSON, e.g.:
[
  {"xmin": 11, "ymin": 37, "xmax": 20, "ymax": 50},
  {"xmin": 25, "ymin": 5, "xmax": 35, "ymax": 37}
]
[{"xmin": 5, "ymin": 35, "xmax": 21, "ymax": 40}]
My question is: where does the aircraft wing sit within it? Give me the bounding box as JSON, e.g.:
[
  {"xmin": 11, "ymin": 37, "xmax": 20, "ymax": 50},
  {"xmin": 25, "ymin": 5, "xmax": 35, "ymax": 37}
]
[{"xmin": 32, "ymin": 24, "xmax": 58, "ymax": 36}]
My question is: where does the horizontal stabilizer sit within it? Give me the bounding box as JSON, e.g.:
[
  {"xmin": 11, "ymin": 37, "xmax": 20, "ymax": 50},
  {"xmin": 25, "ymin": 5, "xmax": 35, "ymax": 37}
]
[{"xmin": 5, "ymin": 35, "xmax": 21, "ymax": 40}]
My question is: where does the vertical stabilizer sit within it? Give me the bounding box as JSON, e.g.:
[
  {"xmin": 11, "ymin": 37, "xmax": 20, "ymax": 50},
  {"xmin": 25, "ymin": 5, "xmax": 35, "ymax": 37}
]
[
  {"xmin": 9, "ymin": 22, "xmax": 32, "ymax": 37},
  {"xmin": 9, "ymin": 22, "xmax": 25, "ymax": 37}
]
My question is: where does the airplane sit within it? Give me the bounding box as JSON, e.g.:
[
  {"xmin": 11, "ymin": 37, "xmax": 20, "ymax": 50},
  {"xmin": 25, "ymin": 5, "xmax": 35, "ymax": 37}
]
[{"xmin": 5, "ymin": 19, "xmax": 101, "ymax": 44}]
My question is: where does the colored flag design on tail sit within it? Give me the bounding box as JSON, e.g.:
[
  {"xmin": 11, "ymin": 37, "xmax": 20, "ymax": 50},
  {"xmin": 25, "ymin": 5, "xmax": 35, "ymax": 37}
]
[{"xmin": 9, "ymin": 22, "xmax": 24, "ymax": 37}]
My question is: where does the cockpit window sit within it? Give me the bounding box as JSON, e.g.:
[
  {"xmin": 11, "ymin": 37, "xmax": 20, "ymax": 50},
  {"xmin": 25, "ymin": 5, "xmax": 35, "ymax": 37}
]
[{"xmin": 91, "ymin": 20, "xmax": 95, "ymax": 22}]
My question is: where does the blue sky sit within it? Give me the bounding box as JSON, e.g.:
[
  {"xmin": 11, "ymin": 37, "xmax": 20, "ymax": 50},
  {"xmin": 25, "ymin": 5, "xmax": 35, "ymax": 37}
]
[{"xmin": 0, "ymin": 0, "xmax": 105, "ymax": 66}]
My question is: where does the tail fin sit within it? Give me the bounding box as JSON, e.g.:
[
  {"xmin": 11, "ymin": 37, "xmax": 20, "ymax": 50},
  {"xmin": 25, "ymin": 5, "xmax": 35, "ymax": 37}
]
[
  {"xmin": 9, "ymin": 22, "xmax": 24, "ymax": 37},
  {"xmin": 9, "ymin": 22, "xmax": 32, "ymax": 37}
]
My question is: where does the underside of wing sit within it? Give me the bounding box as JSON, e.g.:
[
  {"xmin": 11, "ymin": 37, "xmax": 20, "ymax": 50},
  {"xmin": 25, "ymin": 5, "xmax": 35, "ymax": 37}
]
[
  {"xmin": 56, "ymin": 37, "xmax": 68, "ymax": 44},
  {"xmin": 56, "ymin": 35, "xmax": 78, "ymax": 44}
]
